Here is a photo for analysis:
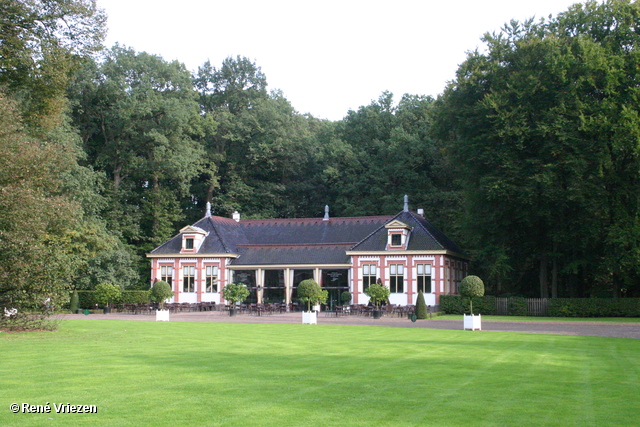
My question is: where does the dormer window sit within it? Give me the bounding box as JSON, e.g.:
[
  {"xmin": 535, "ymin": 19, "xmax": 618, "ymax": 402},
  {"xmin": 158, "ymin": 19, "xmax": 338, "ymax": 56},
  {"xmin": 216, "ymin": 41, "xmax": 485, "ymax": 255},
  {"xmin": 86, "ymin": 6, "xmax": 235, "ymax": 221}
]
[
  {"xmin": 185, "ymin": 238, "xmax": 194, "ymax": 250},
  {"xmin": 384, "ymin": 220, "xmax": 412, "ymax": 250},
  {"xmin": 179, "ymin": 225, "xmax": 208, "ymax": 254}
]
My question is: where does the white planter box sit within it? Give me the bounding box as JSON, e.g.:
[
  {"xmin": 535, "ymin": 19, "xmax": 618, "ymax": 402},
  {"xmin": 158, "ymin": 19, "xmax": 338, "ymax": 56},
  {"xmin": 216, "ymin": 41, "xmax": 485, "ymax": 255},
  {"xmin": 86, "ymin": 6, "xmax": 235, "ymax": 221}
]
[
  {"xmin": 156, "ymin": 309, "xmax": 170, "ymax": 322},
  {"xmin": 302, "ymin": 311, "xmax": 317, "ymax": 324},
  {"xmin": 463, "ymin": 314, "xmax": 481, "ymax": 330}
]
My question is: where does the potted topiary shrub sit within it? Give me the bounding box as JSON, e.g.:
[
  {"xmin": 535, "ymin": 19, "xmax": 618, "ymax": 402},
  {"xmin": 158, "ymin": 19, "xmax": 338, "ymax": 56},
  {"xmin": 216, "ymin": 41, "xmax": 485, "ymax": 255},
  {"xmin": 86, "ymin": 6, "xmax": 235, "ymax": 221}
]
[
  {"xmin": 94, "ymin": 283, "xmax": 122, "ymax": 314},
  {"xmin": 150, "ymin": 280, "xmax": 174, "ymax": 321},
  {"xmin": 340, "ymin": 290, "xmax": 352, "ymax": 314},
  {"xmin": 221, "ymin": 283, "xmax": 250, "ymax": 316},
  {"xmin": 415, "ymin": 290, "xmax": 428, "ymax": 320},
  {"xmin": 364, "ymin": 282, "xmax": 390, "ymax": 319},
  {"xmin": 340, "ymin": 290, "xmax": 352, "ymax": 306},
  {"xmin": 459, "ymin": 275, "xmax": 485, "ymax": 330},
  {"xmin": 297, "ymin": 279, "xmax": 328, "ymax": 324}
]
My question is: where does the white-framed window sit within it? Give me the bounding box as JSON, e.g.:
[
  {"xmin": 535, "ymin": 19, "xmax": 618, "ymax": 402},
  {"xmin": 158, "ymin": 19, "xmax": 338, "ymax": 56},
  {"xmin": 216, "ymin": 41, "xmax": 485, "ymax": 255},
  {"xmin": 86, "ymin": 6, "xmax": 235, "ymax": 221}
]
[
  {"xmin": 185, "ymin": 238, "xmax": 194, "ymax": 250},
  {"xmin": 391, "ymin": 234, "xmax": 402, "ymax": 247},
  {"xmin": 416, "ymin": 264, "xmax": 432, "ymax": 293},
  {"xmin": 205, "ymin": 266, "xmax": 218, "ymax": 292},
  {"xmin": 362, "ymin": 264, "xmax": 377, "ymax": 291},
  {"xmin": 183, "ymin": 265, "xmax": 195, "ymax": 292},
  {"xmin": 160, "ymin": 266, "xmax": 173, "ymax": 286},
  {"xmin": 389, "ymin": 264, "xmax": 404, "ymax": 293}
]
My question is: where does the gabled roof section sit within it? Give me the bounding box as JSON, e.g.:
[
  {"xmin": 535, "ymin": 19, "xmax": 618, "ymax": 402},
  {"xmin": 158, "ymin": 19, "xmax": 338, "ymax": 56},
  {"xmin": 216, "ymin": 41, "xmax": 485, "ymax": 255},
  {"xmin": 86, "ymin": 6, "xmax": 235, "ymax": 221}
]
[
  {"xmin": 350, "ymin": 211, "xmax": 465, "ymax": 255},
  {"xmin": 384, "ymin": 220, "xmax": 412, "ymax": 230},
  {"xmin": 149, "ymin": 216, "xmax": 244, "ymax": 256},
  {"xmin": 179, "ymin": 225, "xmax": 207, "ymax": 235}
]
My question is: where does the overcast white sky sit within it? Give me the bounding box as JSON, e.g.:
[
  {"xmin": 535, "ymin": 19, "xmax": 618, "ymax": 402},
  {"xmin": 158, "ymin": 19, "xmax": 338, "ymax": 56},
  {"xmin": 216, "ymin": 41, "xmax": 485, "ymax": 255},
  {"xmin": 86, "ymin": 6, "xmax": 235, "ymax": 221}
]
[{"xmin": 97, "ymin": 0, "xmax": 584, "ymax": 121}]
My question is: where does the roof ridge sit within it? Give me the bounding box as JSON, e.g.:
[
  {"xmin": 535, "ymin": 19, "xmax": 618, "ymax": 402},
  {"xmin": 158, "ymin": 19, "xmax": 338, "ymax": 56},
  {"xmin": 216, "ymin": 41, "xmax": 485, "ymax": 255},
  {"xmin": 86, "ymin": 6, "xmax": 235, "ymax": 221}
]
[
  {"xmin": 237, "ymin": 243, "xmax": 356, "ymax": 248},
  {"xmin": 239, "ymin": 215, "xmax": 394, "ymax": 224},
  {"xmin": 350, "ymin": 211, "xmax": 404, "ymax": 250},
  {"xmin": 204, "ymin": 216, "xmax": 233, "ymax": 253},
  {"xmin": 404, "ymin": 211, "xmax": 445, "ymax": 250}
]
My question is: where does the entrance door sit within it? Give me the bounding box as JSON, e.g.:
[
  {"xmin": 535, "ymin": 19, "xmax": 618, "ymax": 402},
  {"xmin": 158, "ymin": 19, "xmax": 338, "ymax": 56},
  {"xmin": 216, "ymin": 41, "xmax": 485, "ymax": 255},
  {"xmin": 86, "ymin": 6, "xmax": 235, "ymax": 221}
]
[
  {"xmin": 322, "ymin": 269, "xmax": 349, "ymax": 311},
  {"xmin": 263, "ymin": 270, "xmax": 285, "ymax": 303}
]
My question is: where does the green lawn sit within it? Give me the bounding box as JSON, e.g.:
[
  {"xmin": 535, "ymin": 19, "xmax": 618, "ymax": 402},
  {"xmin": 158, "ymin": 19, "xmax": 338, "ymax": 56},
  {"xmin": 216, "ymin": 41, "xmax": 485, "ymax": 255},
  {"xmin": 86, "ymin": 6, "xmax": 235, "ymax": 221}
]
[{"xmin": 1, "ymin": 320, "xmax": 638, "ymax": 426}]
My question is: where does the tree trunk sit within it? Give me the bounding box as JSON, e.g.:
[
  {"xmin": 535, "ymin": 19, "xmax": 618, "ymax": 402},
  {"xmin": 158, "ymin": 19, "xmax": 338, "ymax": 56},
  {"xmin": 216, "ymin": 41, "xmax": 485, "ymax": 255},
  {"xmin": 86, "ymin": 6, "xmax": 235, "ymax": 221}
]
[
  {"xmin": 539, "ymin": 254, "xmax": 549, "ymax": 298},
  {"xmin": 551, "ymin": 257, "xmax": 558, "ymax": 298},
  {"xmin": 113, "ymin": 164, "xmax": 123, "ymax": 191}
]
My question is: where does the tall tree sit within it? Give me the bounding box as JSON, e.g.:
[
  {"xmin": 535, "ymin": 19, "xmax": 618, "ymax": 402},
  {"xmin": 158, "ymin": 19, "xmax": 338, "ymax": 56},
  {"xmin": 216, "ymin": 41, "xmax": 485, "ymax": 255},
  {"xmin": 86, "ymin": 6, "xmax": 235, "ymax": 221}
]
[
  {"xmin": 435, "ymin": 0, "xmax": 640, "ymax": 297},
  {"xmin": 0, "ymin": 0, "xmax": 106, "ymax": 132},
  {"xmin": 192, "ymin": 57, "xmax": 322, "ymax": 219},
  {"xmin": 70, "ymin": 45, "xmax": 206, "ymax": 251},
  {"xmin": 0, "ymin": 92, "xmax": 111, "ymax": 327},
  {"xmin": 334, "ymin": 91, "xmax": 454, "ymax": 227}
]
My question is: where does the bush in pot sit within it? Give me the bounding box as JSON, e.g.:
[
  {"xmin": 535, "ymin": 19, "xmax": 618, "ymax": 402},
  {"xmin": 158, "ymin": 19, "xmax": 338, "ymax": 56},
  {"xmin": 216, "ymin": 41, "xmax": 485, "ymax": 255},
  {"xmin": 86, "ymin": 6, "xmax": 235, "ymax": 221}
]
[
  {"xmin": 460, "ymin": 275, "xmax": 484, "ymax": 331},
  {"xmin": 94, "ymin": 283, "xmax": 122, "ymax": 314},
  {"xmin": 150, "ymin": 281, "xmax": 173, "ymax": 309},
  {"xmin": 459, "ymin": 275, "xmax": 485, "ymax": 315},
  {"xmin": 340, "ymin": 291, "xmax": 352, "ymax": 306},
  {"xmin": 297, "ymin": 279, "xmax": 328, "ymax": 312},
  {"xmin": 297, "ymin": 279, "xmax": 327, "ymax": 324},
  {"xmin": 222, "ymin": 283, "xmax": 250, "ymax": 316},
  {"xmin": 364, "ymin": 282, "xmax": 390, "ymax": 319}
]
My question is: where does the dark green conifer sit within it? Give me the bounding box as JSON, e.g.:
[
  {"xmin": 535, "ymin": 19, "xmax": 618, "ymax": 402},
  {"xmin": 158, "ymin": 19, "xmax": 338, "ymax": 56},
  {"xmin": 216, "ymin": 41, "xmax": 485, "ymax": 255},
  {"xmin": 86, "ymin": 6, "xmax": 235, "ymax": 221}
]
[
  {"xmin": 415, "ymin": 291, "xmax": 428, "ymax": 319},
  {"xmin": 69, "ymin": 290, "xmax": 79, "ymax": 313}
]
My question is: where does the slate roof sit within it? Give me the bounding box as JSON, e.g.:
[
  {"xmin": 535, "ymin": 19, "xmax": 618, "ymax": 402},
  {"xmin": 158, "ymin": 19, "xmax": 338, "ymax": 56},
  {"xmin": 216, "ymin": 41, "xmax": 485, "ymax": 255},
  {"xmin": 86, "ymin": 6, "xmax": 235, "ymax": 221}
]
[
  {"xmin": 349, "ymin": 210, "xmax": 464, "ymax": 254},
  {"xmin": 232, "ymin": 245, "xmax": 353, "ymax": 265},
  {"xmin": 149, "ymin": 210, "xmax": 465, "ymax": 264}
]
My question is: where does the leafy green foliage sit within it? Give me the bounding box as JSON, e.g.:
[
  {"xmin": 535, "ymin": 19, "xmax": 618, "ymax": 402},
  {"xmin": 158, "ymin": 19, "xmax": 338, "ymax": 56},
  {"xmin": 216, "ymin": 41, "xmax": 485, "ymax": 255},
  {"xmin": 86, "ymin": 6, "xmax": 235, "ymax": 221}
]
[
  {"xmin": 0, "ymin": 92, "xmax": 89, "ymax": 329},
  {"xmin": 459, "ymin": 276, "xmax": 485, "ymax": 314},
  {"xmin": 76, "ymin": 290, "xmax": 150, "ymax": 308},
  {"xmin": 0, "ymin": 0, "xmax": 106, "ymax": 132},
  {"xmin": 341, "ymin": 291, "xmax": 352, "ymax": 305},
  {"xmin": 459, "ymin": 276, "xmax": 485, "ymax": 299},
  {"xmin": 150, "ymin": 281, "xmax": 173, "ymax": 309},
  {"xmin": 222, "ymin": 283, "xmax": 250, "ymax": 305},
  {"xmin": 364, "ymin": 283, "xmax": 390, "ymax": 308},
  {"xmin": 439, "ymin": 295, "xmax": 496, "ymax": 315},
  {"xmin": 296, "ymin": 279, "xmax": 328, "ymax": 311},
  {"xmin": 436, "ymin": 0, "xmax": 640, "ymax": 298},
  {"xmin": 548, "ymin": 298, "xmax": 640, "ymax": 317},
  {"xmin": 507, "ymin": 297, "xmax": 527, "ymax": 316},
  {"xmin": 93, "ymin": 283, "xmax": 122, "ymax": 308}
]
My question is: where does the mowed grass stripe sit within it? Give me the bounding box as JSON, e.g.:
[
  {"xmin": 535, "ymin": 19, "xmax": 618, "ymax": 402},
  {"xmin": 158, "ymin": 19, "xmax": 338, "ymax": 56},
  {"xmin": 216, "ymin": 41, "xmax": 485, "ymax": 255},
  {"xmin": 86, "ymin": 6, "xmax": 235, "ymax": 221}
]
[{"xmin": 1, "ymin": 320, "xmax": 638, "ymax": 426}]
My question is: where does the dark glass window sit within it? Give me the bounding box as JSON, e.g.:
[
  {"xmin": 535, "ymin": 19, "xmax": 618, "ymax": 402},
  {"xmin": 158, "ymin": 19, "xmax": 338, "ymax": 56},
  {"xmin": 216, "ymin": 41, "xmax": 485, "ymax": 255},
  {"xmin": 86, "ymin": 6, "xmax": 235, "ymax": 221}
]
[
  {"xmin": 389, "ymin": 264, "xmax": 404, "ymax": 293},
  {"xmin": 416, "ymin": 264, "xmax": 431, "ymax": 293},
  {"xmin": 185, "ymin": 238, "xmax": 194, "ymax": 249}
]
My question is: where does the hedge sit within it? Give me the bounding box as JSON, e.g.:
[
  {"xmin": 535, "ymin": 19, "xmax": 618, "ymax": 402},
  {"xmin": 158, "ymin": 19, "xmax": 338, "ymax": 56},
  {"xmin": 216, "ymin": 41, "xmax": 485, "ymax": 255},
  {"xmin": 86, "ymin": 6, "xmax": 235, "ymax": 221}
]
[
  {"xmin": 440, "ymin": 295, "xmax": 640, "ymax": 317},
  {"xmin": 507, "ymin": 297, "xmax": 527, "ymax": 316},
  {"xmin": 439, "ymin": 295, "xmax": 496, "ymax": 315},
  {"xmin": 76, "ymin": 290, "xmax": 150, "ymax": 309},
  {"xmin": 547, "ymin": 298, "xmax": 640, "ymax": 318}
]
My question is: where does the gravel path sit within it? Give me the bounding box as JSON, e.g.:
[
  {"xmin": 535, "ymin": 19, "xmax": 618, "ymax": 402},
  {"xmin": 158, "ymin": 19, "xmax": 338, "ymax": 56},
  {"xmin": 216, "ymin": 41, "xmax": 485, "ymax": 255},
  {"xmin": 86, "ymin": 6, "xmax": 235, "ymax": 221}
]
[{"xmin": 60, "ymin": 311, "xmax": 640, "ymax": 339}]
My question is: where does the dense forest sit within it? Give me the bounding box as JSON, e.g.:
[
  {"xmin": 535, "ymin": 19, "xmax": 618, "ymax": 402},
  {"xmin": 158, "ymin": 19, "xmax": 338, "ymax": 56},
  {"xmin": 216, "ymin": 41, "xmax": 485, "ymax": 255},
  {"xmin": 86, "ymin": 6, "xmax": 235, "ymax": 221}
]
[{"xmin": 2, "ymin": 0, "xmax": 640, "ymax": 318}]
